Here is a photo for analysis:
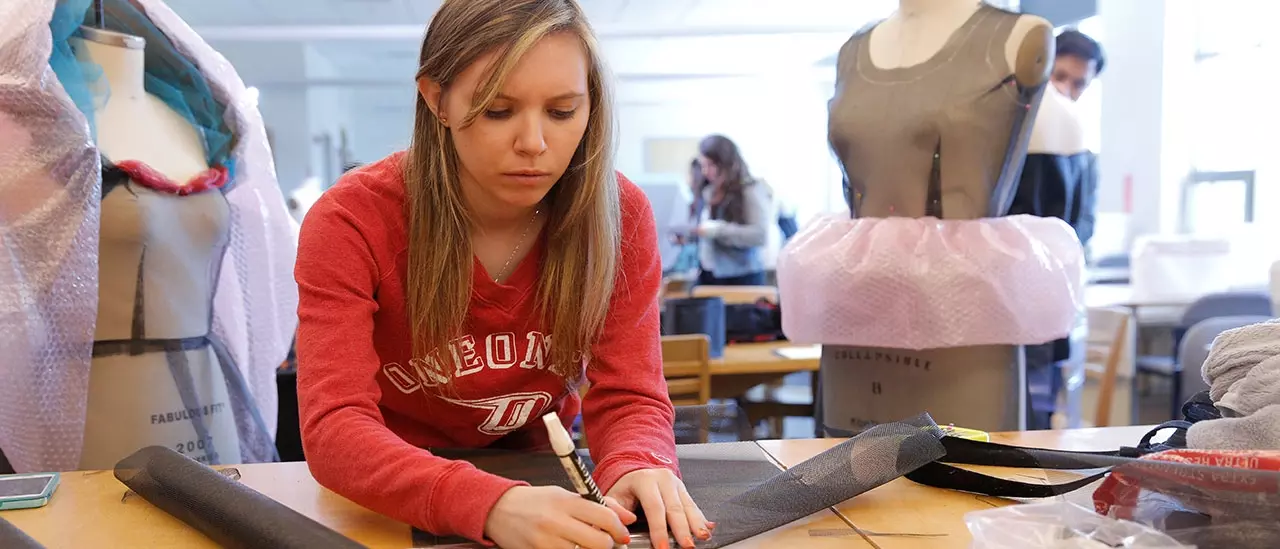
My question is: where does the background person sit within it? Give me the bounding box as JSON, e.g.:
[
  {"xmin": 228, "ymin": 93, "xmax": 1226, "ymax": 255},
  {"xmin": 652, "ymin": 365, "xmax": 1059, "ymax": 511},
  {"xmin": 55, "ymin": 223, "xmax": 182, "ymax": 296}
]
[{"xmin": 690, "ymin": 134, "xmax": 773, "ymax": 286}]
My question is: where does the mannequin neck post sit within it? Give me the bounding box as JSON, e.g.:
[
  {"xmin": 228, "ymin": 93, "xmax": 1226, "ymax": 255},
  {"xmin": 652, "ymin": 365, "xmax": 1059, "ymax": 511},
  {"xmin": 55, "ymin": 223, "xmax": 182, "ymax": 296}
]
[
  {"xmin": 73, "ymin": 27, "xmax": 147, "ymax": 100},
  {"xmin": 898, "ymin": 0, "xmax": 981, "ymax": 18}
]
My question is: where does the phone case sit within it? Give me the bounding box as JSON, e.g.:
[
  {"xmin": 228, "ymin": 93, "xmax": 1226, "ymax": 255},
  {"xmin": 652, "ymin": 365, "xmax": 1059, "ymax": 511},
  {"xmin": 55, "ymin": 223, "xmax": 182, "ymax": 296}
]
[
  {"xmin": 0, "ymin": 472, "xmax": 60, "ymax": 511},
  {"xmin": 0, "ymin": 496, "xmax": 50, "ymax": 511}
]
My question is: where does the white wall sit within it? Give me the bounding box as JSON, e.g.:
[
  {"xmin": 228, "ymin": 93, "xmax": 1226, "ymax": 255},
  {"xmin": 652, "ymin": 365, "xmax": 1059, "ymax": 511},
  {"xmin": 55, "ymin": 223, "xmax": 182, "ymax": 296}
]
[
  {"xmin": 1097, "ymin": 0, "xmax": 1197, "ymax": 243},
  {"xmin": 346, "ymin": 87, "xmax": 414, "ymax": 165},
  {"xmin": 212, "ymin": 41, "xmax": 314, "ymax": 194},
  {"xmin": 304, "ymin": 47, "xmax": 355, "ymax": 186}
]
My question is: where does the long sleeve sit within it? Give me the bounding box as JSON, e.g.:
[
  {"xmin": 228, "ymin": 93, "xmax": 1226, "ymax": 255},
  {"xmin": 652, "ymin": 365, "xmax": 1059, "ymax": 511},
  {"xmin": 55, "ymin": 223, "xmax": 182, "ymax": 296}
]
[
  {"xmin": 583, "ymin": 175, "xmax": 680, "ymax": 493},
  {"xmin": 703, "ymin": 181, "xmax": 771, "ymax": 249},
  {"xmin": 294, "ymin": 194, "xmax": 523, "ymax": 544}
]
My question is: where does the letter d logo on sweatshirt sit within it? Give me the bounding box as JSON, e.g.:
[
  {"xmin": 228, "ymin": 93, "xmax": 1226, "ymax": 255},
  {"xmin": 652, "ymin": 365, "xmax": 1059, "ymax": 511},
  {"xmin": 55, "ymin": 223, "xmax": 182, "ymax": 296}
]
[{"xmin": 440, "ymin": 391, "xmax": 553, "ymax": 436}]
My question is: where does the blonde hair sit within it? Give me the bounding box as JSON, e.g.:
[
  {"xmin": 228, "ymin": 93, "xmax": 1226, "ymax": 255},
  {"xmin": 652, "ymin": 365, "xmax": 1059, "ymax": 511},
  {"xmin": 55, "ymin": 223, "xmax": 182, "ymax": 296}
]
[{"xmin": 406, "ymin": 0, "xmax": 620, "ymax": 384}]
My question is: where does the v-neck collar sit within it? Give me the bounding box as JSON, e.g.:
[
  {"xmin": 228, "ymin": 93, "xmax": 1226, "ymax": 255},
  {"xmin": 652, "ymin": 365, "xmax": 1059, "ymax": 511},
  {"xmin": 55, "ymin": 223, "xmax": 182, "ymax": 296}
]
[{"xmin": 472, "ymin": 231, "xmax": 545, "ymax": 311}]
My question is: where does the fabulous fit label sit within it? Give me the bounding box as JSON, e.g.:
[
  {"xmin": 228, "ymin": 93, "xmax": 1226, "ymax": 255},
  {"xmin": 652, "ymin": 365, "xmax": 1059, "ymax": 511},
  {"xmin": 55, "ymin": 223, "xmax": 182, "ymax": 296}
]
[
  {"xmin": 151, "ymin": 403, "xmax": 229, "ymax": 425},
  {"xmin": 79, "ymin": 349, "xmax": 243, "ymax": 469}
]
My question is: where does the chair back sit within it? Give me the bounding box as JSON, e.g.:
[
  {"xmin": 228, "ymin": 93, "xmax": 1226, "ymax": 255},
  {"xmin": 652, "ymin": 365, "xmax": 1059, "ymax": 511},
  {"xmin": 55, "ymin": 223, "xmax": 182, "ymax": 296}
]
[
  {"xmin": 1094, "ymin": 254, "xmax": 1130, "ymax": 268},
  {"xmin": 1084, "ymin": 307, "xmax": 1132, "ymax": 427},
  {"xmin": 1180, "ymin": 291, "xmax": 1275, "ymax": 328},
  {"xmin": 1270, "ymin": 259, "xmax": 1279, "ymax": 315},
  {"xmin": 690, "ymin": 285, "xmax": 778, "ymax": 305},
  {"xmin": 661, "ymin": 334, "xmax": 712, "ymax": 406},
  {"xmin": 1178, "ymin": 315, "xmax": 1274, "ymax": 402},
  {"xmin": 661, "ymin": 276, "xmax": 693, "ymax": 301}
]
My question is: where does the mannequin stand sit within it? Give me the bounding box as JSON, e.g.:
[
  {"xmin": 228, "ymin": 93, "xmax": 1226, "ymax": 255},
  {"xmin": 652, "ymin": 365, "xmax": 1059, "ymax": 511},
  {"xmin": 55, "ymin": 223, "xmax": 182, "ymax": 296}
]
[{"xmin": 819, "ymin": 344, "xmax": 1026, "ymax": 435}]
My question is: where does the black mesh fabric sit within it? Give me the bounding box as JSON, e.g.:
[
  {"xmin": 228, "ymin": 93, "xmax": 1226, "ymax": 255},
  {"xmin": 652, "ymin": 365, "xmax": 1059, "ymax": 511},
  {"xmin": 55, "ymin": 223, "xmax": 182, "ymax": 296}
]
[
  {"xmin": 415, "ymin": 441, "xmax": 785, "ymax": 547},
  {"xmin": 0, "ymin": 515, "xmax": 44, "ymax": 549},
  {"xmin": 672, "ymin": 401, "xmax": 755, "ymax": 444},
  {"xmin": 416, "ymin": 410, "xmax": 945, "ymax": 547},
  {"xmin": 707, "ymin": 413, "xmax": 945, "ymax": 546},
  {"xmin": 113, "ymin": 446, "xmax": 365, "ymax": 549}
]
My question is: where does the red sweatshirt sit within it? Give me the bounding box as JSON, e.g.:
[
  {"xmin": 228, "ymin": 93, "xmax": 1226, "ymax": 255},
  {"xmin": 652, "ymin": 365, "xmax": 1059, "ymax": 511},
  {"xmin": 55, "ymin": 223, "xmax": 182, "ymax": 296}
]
[{"xmin": 294, "ymin": 151, "xmax": 679, "ymax": 542}]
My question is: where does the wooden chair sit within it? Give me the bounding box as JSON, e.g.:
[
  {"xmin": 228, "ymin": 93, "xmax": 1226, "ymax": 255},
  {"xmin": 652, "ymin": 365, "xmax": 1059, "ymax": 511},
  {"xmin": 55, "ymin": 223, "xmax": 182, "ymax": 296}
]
[
  {"xmin": 662, "ymin": 334, "xmax": 712, "ymax": 406},
  {"xmin": 689, "ymin": 285, "xmax": 778, "ymax": 305},
  {"xmin": 1080, "ymin": 307, "xmax": 1132, "ymax": 427},
  {"xmin": 661, "ymin": 276, "xmax": 694, "ymax": 301},
  {"xmin": 574, "ymin": 335, "xmax": 712, "ymax": 446}
]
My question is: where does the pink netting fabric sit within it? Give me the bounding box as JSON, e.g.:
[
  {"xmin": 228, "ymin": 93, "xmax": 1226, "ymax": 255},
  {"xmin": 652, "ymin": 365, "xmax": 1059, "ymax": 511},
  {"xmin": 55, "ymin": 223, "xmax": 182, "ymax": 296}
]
[
  {"xmin": 776, "ymin": 214, "xmax": 1085, "ymax": 350},
  {"xmin": 0, "ymin": 0, "xmax": 100, "ymax": 472},
  {"xmin": 137, "ymin": 0, "xmax": 299, "ymax": 459}
]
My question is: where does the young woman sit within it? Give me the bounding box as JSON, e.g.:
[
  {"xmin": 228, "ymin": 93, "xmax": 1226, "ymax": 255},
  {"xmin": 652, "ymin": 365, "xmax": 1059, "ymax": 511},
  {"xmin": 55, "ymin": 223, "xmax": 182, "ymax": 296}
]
[
  {"xmin": 692, "ymin": 135, "xmax": 774, "ymax": 286},
  {"xmin": 293, "ymin": 1, "xmax": 710, "ymax": 548}
]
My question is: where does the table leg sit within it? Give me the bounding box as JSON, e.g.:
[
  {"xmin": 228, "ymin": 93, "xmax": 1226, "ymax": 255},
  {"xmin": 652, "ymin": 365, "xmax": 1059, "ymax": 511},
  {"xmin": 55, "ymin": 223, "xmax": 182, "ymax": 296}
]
[{"xmin": 812, "ymin": 370, "xmax": 823, "ymax": 438}]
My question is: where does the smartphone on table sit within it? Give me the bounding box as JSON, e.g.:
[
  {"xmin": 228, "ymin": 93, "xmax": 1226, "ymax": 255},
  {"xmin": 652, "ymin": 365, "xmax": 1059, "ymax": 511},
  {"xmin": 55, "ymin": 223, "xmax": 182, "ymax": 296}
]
[{"xmin": 0, "ymin": 472, "xmax": 60, "ymax": 511}]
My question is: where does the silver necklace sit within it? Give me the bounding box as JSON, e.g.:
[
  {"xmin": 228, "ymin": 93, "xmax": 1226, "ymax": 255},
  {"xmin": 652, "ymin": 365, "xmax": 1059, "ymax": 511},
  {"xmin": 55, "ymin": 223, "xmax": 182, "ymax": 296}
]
[{"xmin": 494, "ymin": 208, "xmax": 540, "ymax": 282}]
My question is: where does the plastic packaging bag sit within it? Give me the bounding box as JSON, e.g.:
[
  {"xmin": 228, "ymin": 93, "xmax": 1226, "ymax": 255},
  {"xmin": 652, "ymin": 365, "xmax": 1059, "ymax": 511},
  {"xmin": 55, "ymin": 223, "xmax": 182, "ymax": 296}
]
[{"xmin": 965, "ymin": 501, "xmax": 1190, "ymax": 549}]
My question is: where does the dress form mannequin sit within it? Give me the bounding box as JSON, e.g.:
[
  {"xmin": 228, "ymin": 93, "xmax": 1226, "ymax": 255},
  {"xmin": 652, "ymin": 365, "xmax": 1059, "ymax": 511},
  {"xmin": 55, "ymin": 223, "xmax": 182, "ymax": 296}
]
[
  {"xmin": 818, "ymin": 1, "xmax": 1054, "ymax": 434},
  {"xmin": 73, "ymin": 27, "xmax": 242, "ymax": 468}
]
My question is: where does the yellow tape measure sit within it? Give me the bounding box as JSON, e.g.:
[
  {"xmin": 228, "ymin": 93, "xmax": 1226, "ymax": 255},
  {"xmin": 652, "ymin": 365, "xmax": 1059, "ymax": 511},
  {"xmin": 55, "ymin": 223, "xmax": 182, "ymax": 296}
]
[{"xmin": 938, "ymin": 425, "xmax": 990, "ymax": 441}]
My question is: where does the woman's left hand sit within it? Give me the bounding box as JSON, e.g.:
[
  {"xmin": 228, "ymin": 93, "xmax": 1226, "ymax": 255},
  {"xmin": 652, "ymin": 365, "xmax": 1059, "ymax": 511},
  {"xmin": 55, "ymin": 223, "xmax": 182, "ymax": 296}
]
[{"xmin": 606, "ymin": 468, "xmax": 713, "ymax": 549}]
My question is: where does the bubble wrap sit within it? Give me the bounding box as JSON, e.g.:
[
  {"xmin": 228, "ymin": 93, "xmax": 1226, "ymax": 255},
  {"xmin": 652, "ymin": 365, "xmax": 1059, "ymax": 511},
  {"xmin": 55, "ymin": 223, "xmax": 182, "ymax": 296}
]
[
  {"xmin": 0, "ymin": 0, "xmax": 297, "ymax": 471},
  {"xmin": 0, "ymin": 0, "xmax": 101, "ymax": 472},
  {"xmin": 135, "ymin": 0, "xmax": 299, "ymax": 455},
  {"xmin": 777, "ymin": 213, "xmax": 1085, "ymax": 350}
]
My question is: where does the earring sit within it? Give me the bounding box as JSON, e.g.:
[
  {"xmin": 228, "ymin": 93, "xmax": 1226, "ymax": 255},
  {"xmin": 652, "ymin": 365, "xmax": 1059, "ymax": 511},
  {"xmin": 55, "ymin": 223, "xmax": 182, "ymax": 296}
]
[{"xmin": 439, "ymin": 115, "xmax": 448, "ymax": 127}]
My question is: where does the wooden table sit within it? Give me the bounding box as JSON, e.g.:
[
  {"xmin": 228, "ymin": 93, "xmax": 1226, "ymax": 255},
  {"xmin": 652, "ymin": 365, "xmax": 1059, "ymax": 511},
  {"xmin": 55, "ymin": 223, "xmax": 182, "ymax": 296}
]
[
  {"xmin": 759, "ymin": 425, "xmax": 1154, "ymax": 548},
  {"xmin": 713, "ymin": 341, "xmax": 819, "ymax": 376},
  {"xmin": 710, "ymin": 341, "xmax": 819, "ymax": 399},
  {"xmin": 3, "ymin": 426, "xmax": 1147, "ymax": 548}
]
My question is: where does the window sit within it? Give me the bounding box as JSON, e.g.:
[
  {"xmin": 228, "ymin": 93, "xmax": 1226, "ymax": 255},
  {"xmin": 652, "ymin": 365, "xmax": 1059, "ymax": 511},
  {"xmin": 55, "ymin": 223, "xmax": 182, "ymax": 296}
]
[{"xmin": 1188, "ymin": 0, "xmax": 1276, "ymax": 234}]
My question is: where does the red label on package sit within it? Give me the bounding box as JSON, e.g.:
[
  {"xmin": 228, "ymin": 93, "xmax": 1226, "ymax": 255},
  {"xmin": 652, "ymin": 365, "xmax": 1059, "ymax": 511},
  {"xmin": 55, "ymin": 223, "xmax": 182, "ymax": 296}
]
[{"xmin": 1093, "ymin": 449, "xmax": 1280, "ymax": 519}]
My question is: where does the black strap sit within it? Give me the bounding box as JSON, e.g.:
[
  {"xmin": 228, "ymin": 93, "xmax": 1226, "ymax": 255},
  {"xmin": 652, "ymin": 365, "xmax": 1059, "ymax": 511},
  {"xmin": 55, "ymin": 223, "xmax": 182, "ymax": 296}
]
[
  {"xmin": 904, "ymin": 422, "xmax": 1192, "ymax": 498},
  {"xmin": 925, "ymin": 142, "xmax": 942, "ymax": 218}
]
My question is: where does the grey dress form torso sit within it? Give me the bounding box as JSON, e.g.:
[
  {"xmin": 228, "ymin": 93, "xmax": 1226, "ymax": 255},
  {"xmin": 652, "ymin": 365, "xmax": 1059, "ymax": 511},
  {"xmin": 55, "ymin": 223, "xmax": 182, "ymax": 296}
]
[
  {"xmin": 817, "ymin": 5, "xmax": 1044, "ymax": 434},
  {"xmin": 828, "ymin": 5, "xmax": 1038, "ymax": 220}
]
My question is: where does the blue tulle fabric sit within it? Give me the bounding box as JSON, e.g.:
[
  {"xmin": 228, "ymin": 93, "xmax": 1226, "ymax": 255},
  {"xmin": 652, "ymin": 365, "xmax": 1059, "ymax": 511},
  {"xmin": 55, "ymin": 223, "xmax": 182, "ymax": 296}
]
[{"xmin": 47, "ymin": 0, "xmax": 236, "ymax": 181}]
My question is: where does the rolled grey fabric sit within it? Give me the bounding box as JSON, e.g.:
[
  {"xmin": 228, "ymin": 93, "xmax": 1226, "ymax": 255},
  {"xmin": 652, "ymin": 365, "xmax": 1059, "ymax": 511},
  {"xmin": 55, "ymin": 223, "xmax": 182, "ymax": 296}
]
[
  {"xmin": 0, "ymin": 515, "xmax": 45, "ymax": 549},
  {"xmin": 114, "ymin": 446, "xmax": 365, "ymax": 549}
]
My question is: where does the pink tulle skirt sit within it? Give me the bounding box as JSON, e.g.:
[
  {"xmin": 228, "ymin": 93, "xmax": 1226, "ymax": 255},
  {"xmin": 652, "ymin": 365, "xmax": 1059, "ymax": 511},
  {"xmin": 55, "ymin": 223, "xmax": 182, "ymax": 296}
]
[{"xmin": 776, "ymin": 214, "xmax": 1086, "ymax": 350}]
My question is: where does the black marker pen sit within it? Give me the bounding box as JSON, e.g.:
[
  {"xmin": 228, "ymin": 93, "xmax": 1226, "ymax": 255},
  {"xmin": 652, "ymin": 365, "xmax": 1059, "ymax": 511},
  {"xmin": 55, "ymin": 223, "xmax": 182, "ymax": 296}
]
[{"xmin": 542, "ymin": 412, "xmax": 628, "ymax": 549}]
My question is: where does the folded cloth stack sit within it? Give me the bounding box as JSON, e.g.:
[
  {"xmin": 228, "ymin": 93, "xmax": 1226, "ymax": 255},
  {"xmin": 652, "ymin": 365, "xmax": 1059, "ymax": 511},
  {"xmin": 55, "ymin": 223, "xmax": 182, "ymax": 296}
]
[{"xmin": 1188, "ymin": 319, "xmax": 1280, "ymax": 450}]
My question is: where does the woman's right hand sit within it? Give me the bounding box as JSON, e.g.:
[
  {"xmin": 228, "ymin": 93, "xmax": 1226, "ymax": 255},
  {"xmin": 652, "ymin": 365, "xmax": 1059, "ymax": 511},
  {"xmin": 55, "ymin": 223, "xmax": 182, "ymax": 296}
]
[{"xmin": 484, "ymin": 486, "xmax": 634, "ymax": 549}]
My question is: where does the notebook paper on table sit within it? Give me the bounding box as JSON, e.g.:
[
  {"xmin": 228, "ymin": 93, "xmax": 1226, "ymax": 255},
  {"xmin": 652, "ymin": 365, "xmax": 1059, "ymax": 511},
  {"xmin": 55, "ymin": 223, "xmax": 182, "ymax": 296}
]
[{"xmin": 772, "ymin": 345, "xmax": 821, "ymax": 360}]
